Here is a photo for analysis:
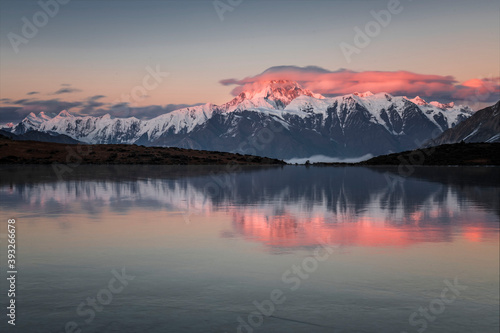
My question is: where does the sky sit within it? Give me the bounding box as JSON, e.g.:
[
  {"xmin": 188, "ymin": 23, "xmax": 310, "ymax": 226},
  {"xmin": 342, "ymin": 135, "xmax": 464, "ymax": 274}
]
[{"xmin": 0, "ymin": 0, "xmax": 499, "ymax": 123}]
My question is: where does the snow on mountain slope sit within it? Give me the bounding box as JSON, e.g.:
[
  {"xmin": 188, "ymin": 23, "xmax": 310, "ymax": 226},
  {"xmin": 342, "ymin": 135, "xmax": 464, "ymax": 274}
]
[
  {"xmin": 138, "ymin": 103, "xmax": 216, "ymax": 141},
  {"xmin": 0, "ymin": 123, "xmax": 14, "ymax": 129},
  {"xmin": 425, "ymin": 101, "xmax": 500, "ymax": 146},
  {"xmin": 29, "ymin": 104, "xmax": 215, "ymax": 144},
  {"xmin": 13, "ymin": 111, "xmax": 55, "ymax": 134},
  {"xmin": 284, "ymin": 95, "xmax": 333, "ymax": 117},
  {"xmin": 409, "ymin": 96, "xmax": 427, "ymax": 106},
  {"xmin": 418, "ymin": 101, "xmax": 472, "ymax": 130},
  {"xmin": 36, "ymin": 111, "xmax": 141, "ymax": 144},
  {"xmin": 221, "ymin": 80, "xmax": 323, "ymax": 113},
  {"xmin": 282, "ymin": 92, "xmax": 472, "ymax": 132},
  {"xmin": 7, "ymin": 80, "xmax": 475, "ymax": 158},
  {"xmin": 27, "ymin": 111, "xmax": 53, "ymax": 123}
]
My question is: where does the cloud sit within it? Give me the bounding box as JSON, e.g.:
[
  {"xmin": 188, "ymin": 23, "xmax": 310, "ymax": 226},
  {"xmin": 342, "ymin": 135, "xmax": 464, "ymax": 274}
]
[
  {"xmin": 14, "ymin": 99, "xmax": 32, "ymax": 104},
  {"xmin": 89, "ymin": 95, "xmax": 106, "ymax": 101},
  {"xmin": 27, "ymin": 91, "xmax": 39, "ymax": 95},
  {"xmin": 452, "ymin": 77, "xmax": 500, "ymax": 102},
  {"xmin": 0, "ymin": 99, "xmax": 83, "ymax": 123},
  {"xmin": 220, "ymin": 66, "xmax": 500, "ymax": 103},
  {"xmin": 79, "ymin": 95, "xmax": 107, "ymax": 114},
  {"xmin": 0, "ymin": 107, "xmax": 24, "ymax": 124},
  {"xmin": 14, "ymin": 99, "xmax": 83, "ymax": 111},
  {"xmin": 219, "ymin": 78, "xmax": 240, "ymax": 86},
  {"xmin": 27, "ymin": 100, "xmax": 82, "ymax": 114},
  {"xmin": 53, "ymin": 87, "xmax": 83, "ymax": 95},
  {"xmin": 0, "ymin": 94, "xmax": 204, "ymax": 124}
]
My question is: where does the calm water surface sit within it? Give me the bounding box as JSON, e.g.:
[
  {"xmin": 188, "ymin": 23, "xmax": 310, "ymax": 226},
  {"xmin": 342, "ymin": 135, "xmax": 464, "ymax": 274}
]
[{"xmin": 0, "ymin": 165, "xmax": 498, "ymax": 333}]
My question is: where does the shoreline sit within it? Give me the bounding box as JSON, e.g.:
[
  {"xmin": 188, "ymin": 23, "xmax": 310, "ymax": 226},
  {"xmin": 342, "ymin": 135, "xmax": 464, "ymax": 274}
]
[{"xmin": 1, "ymin": 134, "xmax": 499, "ymax": 166}]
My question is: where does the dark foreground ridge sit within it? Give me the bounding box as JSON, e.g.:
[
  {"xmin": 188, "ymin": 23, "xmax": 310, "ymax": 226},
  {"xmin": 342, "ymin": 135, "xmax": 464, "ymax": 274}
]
[
  {"xmin": 361, "ymin": 142, "xmax": 500, "ymax": 166},
  {"xmin": 345, "ymin": 142, "xmax": 499, "ymax": 166},
  {"xmin": 0, "ymin": 134, "xmax": 285, "ymax": 165},
  {"xmin": 311, "ymin": 143, "xmax": 500, "ymax": 166},
  {"xmin": 2, "ymin": 133, "xmax": 499, "ymax": 166}
]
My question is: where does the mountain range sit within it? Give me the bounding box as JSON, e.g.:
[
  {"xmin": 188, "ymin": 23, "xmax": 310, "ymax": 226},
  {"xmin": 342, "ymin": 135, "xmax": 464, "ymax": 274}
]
[
  {"xmin": 3, "ymin": 80, "xmax": 477, "ymax": 159},
  {"xmin": 425, "ymin": 101, "xmax": 500, "ymax": 146},
  {"xmin": 0, "ymin": 129, "xmax": 81, "ymax": 144}
]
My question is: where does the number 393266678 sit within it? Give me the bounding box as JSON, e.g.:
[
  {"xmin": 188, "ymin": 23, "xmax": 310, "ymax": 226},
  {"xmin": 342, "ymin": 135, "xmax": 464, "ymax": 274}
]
[{"xmin": 8, "ymin": 219, "xmax": 16, "ymax": 270}]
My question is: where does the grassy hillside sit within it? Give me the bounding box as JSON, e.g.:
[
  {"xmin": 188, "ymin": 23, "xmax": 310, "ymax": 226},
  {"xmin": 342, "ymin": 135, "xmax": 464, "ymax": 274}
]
[{"xmin": 0, "ymin": 134, "xmax": 285, "ymax": 165}]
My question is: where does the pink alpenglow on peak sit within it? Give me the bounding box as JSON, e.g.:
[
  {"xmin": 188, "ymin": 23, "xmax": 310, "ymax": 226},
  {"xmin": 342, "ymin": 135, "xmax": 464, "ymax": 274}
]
[
  {"xmin": 25, "ymin": 112, "xmax": 54, "ymax": 126},
  {"xmin": 222, "ymin": 80, "xmax": 324, "ymax": 111},
  {"xmin": 38, "ymin": 112, "xmax": 52, "ymax": 121},
  {"xmin": 242, "ymin": 80, "xmax": 323, "ymax": 100},
  {"xmin": 5, "ymin": 81, "xmax": 475, "ymax": 159},
  {"xmin": 27, "ymin": 112, "xmax": 37, "ymax": 119},
  {"xmin": 409, "ymin": 96, "xmax": 428, "ymax": 106},
  {"xmin": 56, "ymin": 110, "xmax": 74, "ymax": 118},
  {"xmin": 430, "ymin": 101, "xmax": 455, "ymax": 109},
  {"xmin": 354, "ymin": 91, "xmax": 374, "ymax": 98}
]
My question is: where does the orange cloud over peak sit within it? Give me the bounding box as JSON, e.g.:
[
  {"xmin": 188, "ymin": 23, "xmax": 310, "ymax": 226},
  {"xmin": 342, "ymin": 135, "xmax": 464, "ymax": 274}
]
[{"xmin": 221, "ymin": 66, "xmax": 500, "ymax": 104}]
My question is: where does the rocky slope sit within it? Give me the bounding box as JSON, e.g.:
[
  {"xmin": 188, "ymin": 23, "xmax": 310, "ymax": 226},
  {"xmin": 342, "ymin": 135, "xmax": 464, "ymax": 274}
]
[
  {"xmin": 4, "ymin": 80, "xmax": 474, "ymax": 159},
  {"xmin": 425, "ymin": 101, "xmax": 500, "ymax": 146}
]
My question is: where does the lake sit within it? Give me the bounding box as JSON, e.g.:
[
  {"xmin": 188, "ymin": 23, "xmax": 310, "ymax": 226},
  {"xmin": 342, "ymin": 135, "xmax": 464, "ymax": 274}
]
[{"xmin": 0, "ymin": 165, "xmax": 498, "ymax": 333}]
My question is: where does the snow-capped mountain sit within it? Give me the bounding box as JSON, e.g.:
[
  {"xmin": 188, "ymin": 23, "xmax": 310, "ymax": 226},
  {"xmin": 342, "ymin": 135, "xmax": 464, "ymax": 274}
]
[
  {"xmin": 220, "ymin": 80, "xmax": 324, "ymax": 112},
  {"xmin": 425, "ymin": 101, "xmax": 500, "ymax": 146},
  {"xmin": 6, "ymin": 80, "xmax": 475, "ymax": 159}
]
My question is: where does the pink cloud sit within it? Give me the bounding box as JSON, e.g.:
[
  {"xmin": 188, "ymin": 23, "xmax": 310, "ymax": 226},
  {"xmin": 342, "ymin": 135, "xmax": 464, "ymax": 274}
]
[
  {"xmin": 453, "ymin": 77, "xmax": 500, "ymax": 102},
  {"xmin": 220, "ymin": 66, "xmax": 500, "ymax": 103}
]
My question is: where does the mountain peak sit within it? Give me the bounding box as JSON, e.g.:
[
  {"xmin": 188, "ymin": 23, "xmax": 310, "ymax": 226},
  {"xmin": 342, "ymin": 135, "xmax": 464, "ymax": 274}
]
[
  {"xmin": 225, "ymin": 80, "xmax": 324, "ymax": 111},
  {"xmin": 39, "ymin": 112, "xmax": 53, "ymax": 121},
  {"xmin": 56, "ymin": 110, "xmax": 73, "ymax": 118},
  {"xmin": 410, "ymin": 96, "xmax": 428, "ymax": 106},
  {"xmin": 354, "ymin": 91, "xmax": 374, "ymax": 98},
  {"xmin": 241, "ymin": 80, "xmax": 307, "ymax": 97},
  {"xmin": 429, "ymin": 101, "xmax": 455, "ymax": 109},
  {"xmin": 7, "ymin": 88, "xmax": 476, "ymax": 159}
]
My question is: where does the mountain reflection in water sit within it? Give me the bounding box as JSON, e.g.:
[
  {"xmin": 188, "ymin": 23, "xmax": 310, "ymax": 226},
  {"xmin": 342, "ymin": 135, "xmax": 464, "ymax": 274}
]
[{"xmin": 1, "ymin": 165, "xmax": 498, "ymax": 250}]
